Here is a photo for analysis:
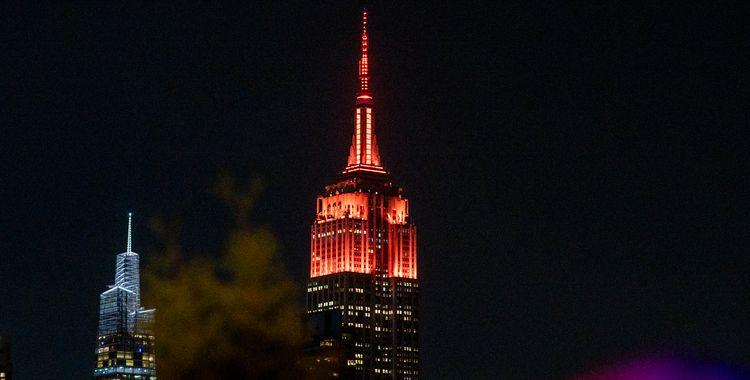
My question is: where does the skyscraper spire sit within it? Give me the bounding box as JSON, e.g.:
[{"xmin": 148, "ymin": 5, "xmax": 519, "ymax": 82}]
[
  {"xmin": 345, "ymin": 9, "xmax": 385, "ymax": 174},
  {"xmin": 358, "ymin": 9, "xmax": 370, "ymax": 100},
  {"xmin": 126, "ymin": 212, "xmax": 132, "ymax": 253},
  {"xmin": 117, "ymin": 211, "xmax": 140, "ymax": 308}
]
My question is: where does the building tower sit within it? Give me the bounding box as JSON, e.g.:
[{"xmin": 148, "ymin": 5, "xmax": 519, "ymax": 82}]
[
  {"xmin": 0, "ymin": 335, "xmax": 11, "ymax": 380},
  {"xmin": 94, "ymin": 213, "xmax": 156, "ymax": 379},
  {"xmin": 306, "ymin": 10, "xmax": 420, "ymax": 380}
]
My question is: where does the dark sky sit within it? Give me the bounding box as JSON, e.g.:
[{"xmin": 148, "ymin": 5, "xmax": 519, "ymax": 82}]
[{"xmin": 1, "ymin": 2, "xmax": 747, "ymax": 379}]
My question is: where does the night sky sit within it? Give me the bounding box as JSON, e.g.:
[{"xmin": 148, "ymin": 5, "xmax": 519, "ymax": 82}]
[{"xmin": 1, "ymin": 2, "xmax": 748, "ymax": 379}]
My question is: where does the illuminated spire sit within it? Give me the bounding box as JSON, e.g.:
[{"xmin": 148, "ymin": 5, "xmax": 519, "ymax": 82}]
[
  {"xmin": 345, "ymin": 9, "xmax": 385, "ymax": 174},
  {"xmin": 358, "ymin": 10, "xmax": 370, "ymax": 99},
  {"xmin": 126, "ymin": 212, "xmax": 132, "ymax": 253}
]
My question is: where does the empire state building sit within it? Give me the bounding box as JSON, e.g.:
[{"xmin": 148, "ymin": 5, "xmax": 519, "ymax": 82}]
[{"xmin": 306, "ymin": 10, "xmax": 419, "ymax": 380}]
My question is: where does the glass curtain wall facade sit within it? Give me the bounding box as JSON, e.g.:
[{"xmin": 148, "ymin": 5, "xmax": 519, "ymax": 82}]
[{"xmin": 94, "ymin": 214, "xmax": 156, "ymax": 379}]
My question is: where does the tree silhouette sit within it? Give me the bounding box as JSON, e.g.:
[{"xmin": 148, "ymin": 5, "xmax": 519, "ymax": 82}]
[{"xmin": 143, "ymin": 175, "xmax": 325, "ymax": 379}]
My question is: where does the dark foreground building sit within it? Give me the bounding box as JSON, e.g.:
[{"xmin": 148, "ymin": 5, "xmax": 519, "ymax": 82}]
[
  {"xmin": 94, "ymin": 214, "xmax": 156, "ymax": 379},
  {"xmin": 306, "ymin": 11, "xmax": 420, "ymax": 380},
  {"xmin": 0, "ymin": 335, "xmax": 11, "ymax": 380}
]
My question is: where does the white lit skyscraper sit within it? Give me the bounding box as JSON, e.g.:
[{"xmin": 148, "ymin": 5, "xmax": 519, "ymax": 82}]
[{"xmin": 94, "ymin": 213, "xmax": 156, "ymax": 379}]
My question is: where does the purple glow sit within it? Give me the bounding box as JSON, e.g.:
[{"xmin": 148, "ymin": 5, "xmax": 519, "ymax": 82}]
[{"xmin": 572, "ymin": 355, "xmax": 748, "ymax": 380}]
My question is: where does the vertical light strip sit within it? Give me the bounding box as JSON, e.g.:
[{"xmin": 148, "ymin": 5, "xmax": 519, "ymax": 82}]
[
  {"xmin": 356, "ymin": 108, "xmax": 362, "ymax": 164},
  {"xmin": 366, "ymin": 108, "xmax": 372, "ymax": 164},
  {"xmin": 412, "ymin": 227, "xmax": 417, "ymax": 279},
  {"xmin": 126, "ymin": 212, "xmax": 132, "ymax": 253}
]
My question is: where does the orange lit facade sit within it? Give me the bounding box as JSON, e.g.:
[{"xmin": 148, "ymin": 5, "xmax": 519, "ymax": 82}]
[
  {"xmin": 306, "ymin": 11, "xmax": 419, "ymax": 380},
  {"xmin": 310, "ymin": 182, "xmax": 416, "ymax": 279}
]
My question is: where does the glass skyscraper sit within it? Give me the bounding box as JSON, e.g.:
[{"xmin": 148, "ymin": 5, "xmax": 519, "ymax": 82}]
[{"xmin": 94, "ymin": 213, "xmax": 156, "ymax": 379}]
